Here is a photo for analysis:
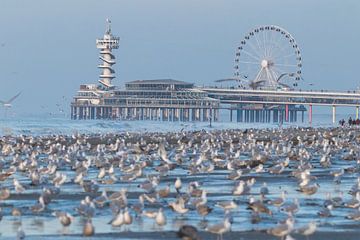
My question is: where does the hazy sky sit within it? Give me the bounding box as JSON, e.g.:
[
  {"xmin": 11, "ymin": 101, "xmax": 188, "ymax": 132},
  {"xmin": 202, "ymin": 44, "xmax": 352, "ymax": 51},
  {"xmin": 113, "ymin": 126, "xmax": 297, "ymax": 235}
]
[{"xmin": 0, "ymin": 0, "xmax": 359, "ymax": 115}]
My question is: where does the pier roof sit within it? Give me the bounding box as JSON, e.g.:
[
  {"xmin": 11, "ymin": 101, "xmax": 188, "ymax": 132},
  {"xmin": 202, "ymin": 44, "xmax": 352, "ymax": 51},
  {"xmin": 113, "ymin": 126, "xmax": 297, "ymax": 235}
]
[
  {"xmin": 125, "ymin": 79, "xmax": 194, "ymax": 91},
  {"xmin": 126, "ymin": 79, "xmax": 193, "ymax": 85}
]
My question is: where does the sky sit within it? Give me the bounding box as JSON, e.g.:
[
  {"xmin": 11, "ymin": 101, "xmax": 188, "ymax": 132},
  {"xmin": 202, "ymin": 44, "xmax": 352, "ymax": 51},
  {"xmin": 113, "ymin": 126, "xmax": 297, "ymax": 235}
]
[{"xmin": 0, "ymin": 0, "xmax": 359, "ymax": 115}]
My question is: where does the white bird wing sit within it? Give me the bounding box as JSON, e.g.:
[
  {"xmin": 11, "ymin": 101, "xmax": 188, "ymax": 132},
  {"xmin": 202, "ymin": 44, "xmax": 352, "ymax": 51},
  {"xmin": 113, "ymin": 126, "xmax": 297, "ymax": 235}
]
[{"xmin": 7, "ymin": 92, "xmax": 21, "ymax": 104}]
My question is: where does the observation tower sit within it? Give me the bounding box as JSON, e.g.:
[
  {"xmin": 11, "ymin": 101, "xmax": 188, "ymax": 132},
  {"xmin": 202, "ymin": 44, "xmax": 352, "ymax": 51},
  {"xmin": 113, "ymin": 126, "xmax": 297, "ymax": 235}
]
[{"xmin": 96, "ymin": 19, "xmax": 120, "ymax": 89}]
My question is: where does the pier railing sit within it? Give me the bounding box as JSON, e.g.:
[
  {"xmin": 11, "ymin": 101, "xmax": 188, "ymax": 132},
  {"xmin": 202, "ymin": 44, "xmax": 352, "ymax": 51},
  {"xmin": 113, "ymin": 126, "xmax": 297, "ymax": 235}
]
[{"xmin": 200, "ymin": 87, "xmax": 360, "ymax": 107}]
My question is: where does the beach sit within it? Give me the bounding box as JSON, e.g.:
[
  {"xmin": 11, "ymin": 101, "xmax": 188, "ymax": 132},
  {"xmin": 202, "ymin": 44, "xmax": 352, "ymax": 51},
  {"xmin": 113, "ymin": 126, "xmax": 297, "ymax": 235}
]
[{"xmin": 1, "ymin": 126, "xmax": 360, "ymax": 239}]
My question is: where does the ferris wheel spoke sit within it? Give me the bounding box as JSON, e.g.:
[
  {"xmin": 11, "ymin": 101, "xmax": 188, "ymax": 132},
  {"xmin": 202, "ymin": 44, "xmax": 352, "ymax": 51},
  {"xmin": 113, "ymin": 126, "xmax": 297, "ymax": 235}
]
[
  {"xmin": 266, "ymin": 32, "xmax": 276, "ymax": 58},
  {"xmin": 238, "ymin": 60, "xmax": 260, "ymax": 65},
  {"xmin": 246, "ymin": 41, "xmax": 263, "ymax": 60},
  {"xmin": 241, "ymin": 49, "xmax": 261, "ymax": 62},
  {"xmin": 265, "ymin": 31, "xmax": 274, "ymax": 59},
  {"xmin": 273, "ymin": 52, "xmax": 297, "ymax": 62},
  {"xmin": 262, "ymin": 31, "xmax": 269, "ymax": 58},
  {"xmin": 268, "ymin": 33, "xmax": 284, "ymax": 59},
  {"xmin": 253, "ymin": 33, "xmax": 264, "ymax": 59},
  {"xmin": 274, "ymin": 63, "xmax": 298, "ymax": 67},
  {"xmin": 270, "ymin": 41, "xmax": 293, "ymax": 60}
]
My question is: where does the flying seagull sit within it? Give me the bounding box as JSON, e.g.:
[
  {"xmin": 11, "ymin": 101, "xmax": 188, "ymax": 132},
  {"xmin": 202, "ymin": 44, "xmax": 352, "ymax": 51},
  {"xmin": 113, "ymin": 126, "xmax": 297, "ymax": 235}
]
[{"xmin": 0, "ymin": 92, "xmax": 21, "ymax": 108}]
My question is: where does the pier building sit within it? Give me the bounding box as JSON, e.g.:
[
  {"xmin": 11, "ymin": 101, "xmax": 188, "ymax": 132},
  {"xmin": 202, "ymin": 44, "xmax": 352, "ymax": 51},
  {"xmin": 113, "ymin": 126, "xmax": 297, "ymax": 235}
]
[{"xmin": 71, "ymin": 79, "xmax": 219, "ymax": 121}]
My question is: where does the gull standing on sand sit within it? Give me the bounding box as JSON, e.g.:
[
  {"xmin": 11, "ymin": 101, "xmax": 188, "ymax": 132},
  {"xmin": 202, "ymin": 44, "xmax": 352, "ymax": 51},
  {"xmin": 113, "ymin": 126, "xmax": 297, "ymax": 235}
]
[
  {"xmin": 175, "ymin": 177, "xmax": 182, "ymax": 193},
  {"xmin": 30, "ymin": 196, "xmax": 46, "ymax": 213},
  {"xmin": 16, "ymin": 226, "xmax": 25, "ymax": 240},
  {"xmin": 0, "ymin": 187, "xmax": 10, "ymax": 200},
  {"xmin": 206, "ymin": 217, "xmax": 231, "ymax": 240},
  {"xmin": 269, "ymin": 191, "xmax": 287, "ymax": 208},
  {"xmin": 296, "ymin": 221, "xmax": 317, "ymax": 240},
  {"xmin": 169, "ymin": 199, "xmax": 189, "ymax": 215},
  {"xmin": 13, "ymin": 179, "xmax": 25, "ymax": 193},
  {"xmin": 53, "ymin": 211, "xmax": 74, "ymax": 226},
  {"xmin": 124, "ymin": 207, "xmax": 133, "ymax": 229},
  {"xmin": 109, "ymin": 209, "xmax": 125, "ymax": 227},
  {"xmin": 346, "ymin": 206, "xmax": 360, "ymax": 220},
  {"xmin": 155, "ymin": 208, "xmax": 166, "ymax": 226},
  {"xmin": 216, "ymin": 200, "xmax": 238, "ymax": 211},
  {"xmin": 83, "ymin": 219, "xmax": 95, "ymax": 236},
  {"xmin": 267, "ymin": 217, "xmax": 294, "ymax": 239}
]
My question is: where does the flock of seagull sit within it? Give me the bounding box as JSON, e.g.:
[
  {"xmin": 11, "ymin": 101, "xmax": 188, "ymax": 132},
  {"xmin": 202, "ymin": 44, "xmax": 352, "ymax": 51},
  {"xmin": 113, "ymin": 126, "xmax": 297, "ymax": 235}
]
[{"xmin": 1, "ymin": 127, "xmax": 360, "ymax": 239}]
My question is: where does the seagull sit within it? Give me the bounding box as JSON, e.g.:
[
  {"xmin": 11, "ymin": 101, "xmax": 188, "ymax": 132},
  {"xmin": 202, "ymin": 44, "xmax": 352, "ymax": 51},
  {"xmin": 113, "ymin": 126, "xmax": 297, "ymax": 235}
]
[
  {"xmin": 196, "ymin": 204, "xmax": 213, "ymax": 220},
  {"xmin": 109, "ymin": 209, "xmax": 124, "ymax": 227},
  {"xmin": 346, "ymin": 207, "xmax": 360, "ymax": 220},
  {"xmin": 317, "ymin": 205, "xmax": 332, "ymax": 218},
  {"xmin": 215, "ymin": 200, "xmax": 238, "ymax": 211},
  {"xmin": 13, "ymin": 179, "xmax": 25, "ymax": 193},
  {"xmin": 155, "ymin": 208, "xmax": 166, "ymax": 226},
  {"xmin": 142, "ymin": 209, "xmax": 158, "ymax": 219},
  {"xmin": 0, "ymin": 187, "xmax": 10, "ymax": 200},
  {"xmin": 260, "ymin": 182, "xmax": 269, "ymax": 196},
  {"xmin": 123, "ymin": 207, "xmax": 133, "ymax": 228},
  {"xmin": 206, "ymin": 217, "xmax": 231, "ymax": 240},
  {"xmin": 268, "ymin": 191, "xmax": 287, "ymax": 207},
  {"xmin": 267, "ymin": 217, "xmax": 294, "ymax": 239},
  {"xmin": 0, "ymin": 92, "xmax": 21, "ymax": 108},
  {"xmin": 296, "ymin": 221, "xmax": 317, "ymax": 240},
  {"xmin": 30, "ymin": 196, "xmax": 46, "ymax": 213},
  {"xmin": 169, "ymin": 199, "xmax": 189, "ymax": 215},
  {"xmin": 297, "ymin": 183, "xmax": 319, "ymax": 196},
  {"xmin": 53, "ymin": 211, "xmax": 74, "ymax": 226},
  {"xmin": 83, "ymin": 219, "xmax": 95, "ymax": 236},
  {"xmin": 16, "ymin": 226, "xmax": 25, "ymax": 240},
  {"xmin": 175, "ymin": 177, "xmax": 182, "ymax": 193},
  {"xmin": 177, "ymin": 225, "xmax": 201, "ymax": 240}
]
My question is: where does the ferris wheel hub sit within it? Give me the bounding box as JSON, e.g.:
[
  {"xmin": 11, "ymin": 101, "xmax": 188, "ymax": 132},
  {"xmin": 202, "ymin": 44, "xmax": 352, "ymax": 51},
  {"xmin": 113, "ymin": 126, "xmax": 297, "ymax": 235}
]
[{"xmin": 261, "ymin": 59, "xmax": 269, "ymax": 68}]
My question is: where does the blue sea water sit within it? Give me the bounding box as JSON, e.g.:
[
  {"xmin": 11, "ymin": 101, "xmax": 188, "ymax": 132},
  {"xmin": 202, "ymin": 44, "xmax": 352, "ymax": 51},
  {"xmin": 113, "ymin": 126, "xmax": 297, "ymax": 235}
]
[{"xmin": 0, "ymin": 112, "xmax": 355, "ymax": 136}]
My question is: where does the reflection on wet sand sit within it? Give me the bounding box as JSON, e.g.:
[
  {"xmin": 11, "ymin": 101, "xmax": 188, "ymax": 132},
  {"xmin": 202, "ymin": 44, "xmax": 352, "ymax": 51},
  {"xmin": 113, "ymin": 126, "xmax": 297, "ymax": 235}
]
[{"xmin": 1, "ymin": 127, "xmax": 360, "ymax": 239}]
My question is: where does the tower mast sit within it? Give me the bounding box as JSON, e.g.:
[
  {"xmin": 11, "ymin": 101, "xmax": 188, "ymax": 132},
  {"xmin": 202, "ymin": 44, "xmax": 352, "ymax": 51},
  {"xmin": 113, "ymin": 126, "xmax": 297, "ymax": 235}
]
[{"xmin": 96, "ymin": 19, "xmax": 120, "ymax": 89}]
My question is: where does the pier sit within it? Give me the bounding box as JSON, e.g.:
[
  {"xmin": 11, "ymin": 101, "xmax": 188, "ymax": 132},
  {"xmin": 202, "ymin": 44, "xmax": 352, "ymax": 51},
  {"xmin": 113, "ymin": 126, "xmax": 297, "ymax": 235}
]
[
  {"xmin": 71, "ymin": 21, "xmax": 360, "ymax": 124},
  {"xmin": 200, "ymin": 87, "xmax": 360, "ymax": 124}
]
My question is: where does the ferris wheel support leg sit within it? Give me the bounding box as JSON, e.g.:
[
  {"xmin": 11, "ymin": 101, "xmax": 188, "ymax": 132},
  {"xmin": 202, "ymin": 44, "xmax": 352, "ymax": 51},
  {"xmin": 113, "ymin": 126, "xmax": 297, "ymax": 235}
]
[{"xmin": 308, "ymin": 104, "xmax": 313, "ymax": 125}]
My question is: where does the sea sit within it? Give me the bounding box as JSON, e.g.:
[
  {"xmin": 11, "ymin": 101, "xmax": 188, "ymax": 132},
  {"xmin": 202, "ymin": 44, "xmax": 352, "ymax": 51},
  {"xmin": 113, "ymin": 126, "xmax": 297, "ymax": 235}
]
[{"xmin": 0, "ymin": 112, "xmax": 355, "ymax": 136}]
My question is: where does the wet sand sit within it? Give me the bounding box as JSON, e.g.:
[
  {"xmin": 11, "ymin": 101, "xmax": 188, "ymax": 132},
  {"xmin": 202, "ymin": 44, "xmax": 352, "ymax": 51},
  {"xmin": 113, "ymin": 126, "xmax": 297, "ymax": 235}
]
[
  {"xmin": 2, "ymin": 231, "xmax": 358, "ymax": 240},
  {"xmin": 1, "ymin": 127, "xmax": 360, "ymax": 239}
]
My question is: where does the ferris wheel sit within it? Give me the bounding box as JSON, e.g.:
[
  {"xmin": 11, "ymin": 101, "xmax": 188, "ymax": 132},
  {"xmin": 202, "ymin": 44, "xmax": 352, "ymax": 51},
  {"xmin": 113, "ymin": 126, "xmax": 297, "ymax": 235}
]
[{"xmin": 233, "ymin": 25, "xmax": 302, "ymax": 90}]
